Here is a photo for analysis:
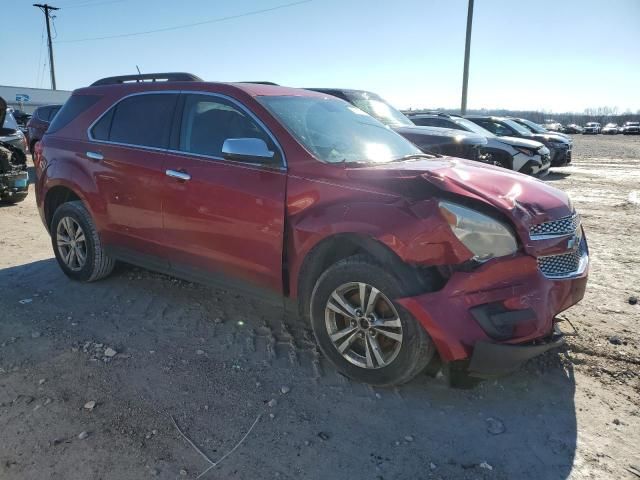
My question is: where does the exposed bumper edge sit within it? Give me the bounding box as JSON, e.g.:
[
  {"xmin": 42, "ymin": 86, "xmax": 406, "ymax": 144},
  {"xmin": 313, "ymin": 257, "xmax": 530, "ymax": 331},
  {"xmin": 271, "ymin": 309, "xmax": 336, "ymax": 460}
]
[{"xmin": 467, "ymin": 331, "xmax": 565, "ymax": 378}]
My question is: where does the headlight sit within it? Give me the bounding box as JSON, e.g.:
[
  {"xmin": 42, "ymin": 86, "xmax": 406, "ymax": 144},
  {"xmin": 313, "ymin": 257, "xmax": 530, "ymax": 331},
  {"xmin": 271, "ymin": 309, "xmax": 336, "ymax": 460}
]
[
  {"xmin": 514, "ymin": 146, "xmax": 536, "ymax": 157},
  {"xmin": 439, "ymin": 201, "xmax": 518, "ymax": 261},
  {"xmin": 549, "ymin": 141, "xmax": 567, "ymax": 147}
]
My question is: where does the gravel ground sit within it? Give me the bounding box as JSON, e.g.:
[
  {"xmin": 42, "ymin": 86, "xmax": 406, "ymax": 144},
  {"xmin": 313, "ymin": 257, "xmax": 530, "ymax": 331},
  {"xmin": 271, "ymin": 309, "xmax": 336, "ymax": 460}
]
[{"xmin": 0, "ymin": 135, "xmax": 639, "ymax": 480}]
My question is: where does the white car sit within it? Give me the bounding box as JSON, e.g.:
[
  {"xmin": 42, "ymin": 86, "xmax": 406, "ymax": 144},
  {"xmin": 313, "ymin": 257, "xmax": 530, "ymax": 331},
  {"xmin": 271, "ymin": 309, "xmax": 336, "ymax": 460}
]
[
  {"xmin": 602, "ymin": 123, "xmax": 620, "ymax": 135},
  {"xmin": 583, "ymin": 122, "xmax": 601, "ymax": 134}
]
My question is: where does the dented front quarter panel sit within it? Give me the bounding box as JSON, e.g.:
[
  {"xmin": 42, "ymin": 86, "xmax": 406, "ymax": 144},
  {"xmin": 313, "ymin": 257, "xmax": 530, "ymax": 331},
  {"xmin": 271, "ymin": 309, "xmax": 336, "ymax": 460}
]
[{"xmin": 285, "ymin": 168, "xmax": 474, "ymax": 298}]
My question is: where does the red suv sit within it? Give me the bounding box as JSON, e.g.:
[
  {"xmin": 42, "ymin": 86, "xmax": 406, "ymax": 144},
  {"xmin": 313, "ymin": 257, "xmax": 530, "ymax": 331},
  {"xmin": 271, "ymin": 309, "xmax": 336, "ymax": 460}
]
[{"xmin": 35, "ymin": 73, "xmax": 589, "ymax": 386}]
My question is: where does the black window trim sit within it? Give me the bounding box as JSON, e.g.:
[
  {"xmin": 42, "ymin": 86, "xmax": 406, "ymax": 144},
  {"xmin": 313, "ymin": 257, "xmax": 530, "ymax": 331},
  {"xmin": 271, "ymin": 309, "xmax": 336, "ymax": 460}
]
[{"xmin": 87, "ymin": 90, "xmax": 286, "ymax": 170}]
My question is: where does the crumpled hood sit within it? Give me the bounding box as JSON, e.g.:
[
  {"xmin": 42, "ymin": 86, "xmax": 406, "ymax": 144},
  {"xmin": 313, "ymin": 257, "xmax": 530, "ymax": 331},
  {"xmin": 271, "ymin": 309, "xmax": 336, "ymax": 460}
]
[
  {"xmin": 344, "ymin": 156, "xmax": 572, "ymax": 225},
  {"xmin": 495, "ymin": 135, "xmax": 545, "ymax": 150},
  {"xmin": 393, "ymin": 125, "xmax": 487, "ymax": 146},
  {"xmin": 530, "ymin": 133, "xmax": 570, "ymax": 144}
]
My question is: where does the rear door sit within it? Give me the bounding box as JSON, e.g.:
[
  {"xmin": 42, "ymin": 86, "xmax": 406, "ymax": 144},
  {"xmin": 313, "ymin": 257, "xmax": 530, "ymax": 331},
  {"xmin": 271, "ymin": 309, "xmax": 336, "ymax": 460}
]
[
  {"xmin": 88, "ymin": 92, "xmax": 178, "ymax": 267},
  {"xmin": 162, "ymin": 92, "xmax": 287, "ymax": 295}
]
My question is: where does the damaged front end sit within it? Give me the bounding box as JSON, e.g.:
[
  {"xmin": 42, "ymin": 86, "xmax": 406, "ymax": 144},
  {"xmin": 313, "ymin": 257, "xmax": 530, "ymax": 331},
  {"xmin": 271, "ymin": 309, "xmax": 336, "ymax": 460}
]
[
  {"xmin": 0, "ymin": 142, "xmax": 29, "ymax": 204},
  {"xmin": 344, "ymin": 157, "xmax": 589, "ymax": 377},
  {"xmin": 0, "ymin": 97, "xmax": 29, "ymax": 204}
]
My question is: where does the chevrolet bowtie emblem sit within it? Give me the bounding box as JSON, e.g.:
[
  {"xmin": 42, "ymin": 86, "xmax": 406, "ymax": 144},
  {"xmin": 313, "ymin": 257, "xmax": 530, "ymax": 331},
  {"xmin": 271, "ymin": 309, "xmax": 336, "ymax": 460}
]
[{"xmin": 567, "ymin": 233, "xmax": 580, "ymax": 251}]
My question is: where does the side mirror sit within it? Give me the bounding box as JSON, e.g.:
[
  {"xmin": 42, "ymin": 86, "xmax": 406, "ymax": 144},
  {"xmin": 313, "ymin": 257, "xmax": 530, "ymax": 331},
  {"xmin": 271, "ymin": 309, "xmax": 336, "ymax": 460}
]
[{"xmin": 221, "ymin": 138, "xmax": 275, "ymax": 163}]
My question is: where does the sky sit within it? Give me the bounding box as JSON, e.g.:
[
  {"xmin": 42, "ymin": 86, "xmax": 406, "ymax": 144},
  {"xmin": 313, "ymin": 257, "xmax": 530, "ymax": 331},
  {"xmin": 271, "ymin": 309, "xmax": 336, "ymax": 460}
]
[{"xmin": 1, "ymin": 0, "xmax": 639, "ymax": 113}]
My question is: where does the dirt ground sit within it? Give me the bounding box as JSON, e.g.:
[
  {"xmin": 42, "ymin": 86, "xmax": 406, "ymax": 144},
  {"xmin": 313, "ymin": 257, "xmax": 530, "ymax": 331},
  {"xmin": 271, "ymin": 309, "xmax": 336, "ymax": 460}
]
[{"xmin": 1, "ymin": 135, "xmax": 639, "ymax": 480}]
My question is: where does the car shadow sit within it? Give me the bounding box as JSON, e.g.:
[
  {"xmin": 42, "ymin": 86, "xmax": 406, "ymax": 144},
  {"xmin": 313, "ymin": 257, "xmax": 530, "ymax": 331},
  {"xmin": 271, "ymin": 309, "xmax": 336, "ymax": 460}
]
[
  {"xmin": 545, "ymin": 171, "xmax": 572, "ymax": 181},
  {"xmin": 0, "ymin": 259, "xmax": 578, "ymax": 479}
]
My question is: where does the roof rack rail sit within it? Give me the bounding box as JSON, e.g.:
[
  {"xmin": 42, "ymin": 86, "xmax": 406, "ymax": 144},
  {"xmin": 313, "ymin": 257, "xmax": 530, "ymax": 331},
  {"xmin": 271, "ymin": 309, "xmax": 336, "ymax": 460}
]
[
  {"xmin": 90, "ymin": 72, "xmax": 203, "ymax": 86},
  {"xmin": 238, "ymin": 81, "xmax": 280, "ymax": 85}
]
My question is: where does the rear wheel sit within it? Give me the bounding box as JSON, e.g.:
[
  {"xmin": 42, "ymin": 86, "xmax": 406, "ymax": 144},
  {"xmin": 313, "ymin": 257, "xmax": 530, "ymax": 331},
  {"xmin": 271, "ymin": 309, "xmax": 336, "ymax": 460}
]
[
  {"xmin": 310, "ymin": 255, "xmax": 435, "ymax": 386},
  {"xmin": 51, "ymin": 201, "xmax": 115, "ymax": 282}
]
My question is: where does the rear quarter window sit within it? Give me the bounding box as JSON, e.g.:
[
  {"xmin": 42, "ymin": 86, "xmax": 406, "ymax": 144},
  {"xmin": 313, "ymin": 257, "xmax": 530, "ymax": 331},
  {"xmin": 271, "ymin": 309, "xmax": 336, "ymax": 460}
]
[{"xmin": 47, "ymin": 95, "xmax": 101, "ymax": 134}]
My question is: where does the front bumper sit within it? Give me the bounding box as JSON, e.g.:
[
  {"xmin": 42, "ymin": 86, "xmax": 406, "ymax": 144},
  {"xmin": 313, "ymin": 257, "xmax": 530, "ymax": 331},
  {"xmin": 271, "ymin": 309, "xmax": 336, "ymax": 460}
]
[
  {"xmin": 0, "ymin": 170, "xmax": 29, "ymax": 201},
  {"xmin": 468, "ymin": 326, "xmax": 565, "ymax": 377},
  {"xmin": 397, "ymin": 253, "xmax": 588, "ymax": 373},
  {"xmin": 551, "ymin": 145, "xmax": 572, "ymax": 166}
]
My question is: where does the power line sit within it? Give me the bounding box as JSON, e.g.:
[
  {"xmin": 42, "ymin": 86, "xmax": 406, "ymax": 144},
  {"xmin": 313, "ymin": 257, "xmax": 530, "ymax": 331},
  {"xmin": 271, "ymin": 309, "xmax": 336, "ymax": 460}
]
[
  {"xmin": 35, "ymin": 23, "xmax": 45, "ymax": 87},
  {"xmin": 55, "ymin": 0, "xmax": 312, "ymax": 44}
]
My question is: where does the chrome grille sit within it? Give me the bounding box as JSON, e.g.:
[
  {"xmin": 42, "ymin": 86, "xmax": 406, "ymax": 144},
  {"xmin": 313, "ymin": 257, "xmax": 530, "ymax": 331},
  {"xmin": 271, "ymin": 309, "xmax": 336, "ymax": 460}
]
[
  {"xmin": 530, "ymin": 213, "xmax": 580, "ymax": 238},
  {"xmin": 537, "ymin": 237, "xmax": 588, "ymax": 279}
]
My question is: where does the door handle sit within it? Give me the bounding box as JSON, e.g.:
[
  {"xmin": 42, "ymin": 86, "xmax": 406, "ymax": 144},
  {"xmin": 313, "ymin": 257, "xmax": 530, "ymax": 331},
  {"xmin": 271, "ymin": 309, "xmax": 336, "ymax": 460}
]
[
  {"xmin": 166, "ymin": 169, "xmax": 191, "ymax": 181},
  {"xmin": 86, "ymin": 151, "xmax": 104, "ymax": 161}
]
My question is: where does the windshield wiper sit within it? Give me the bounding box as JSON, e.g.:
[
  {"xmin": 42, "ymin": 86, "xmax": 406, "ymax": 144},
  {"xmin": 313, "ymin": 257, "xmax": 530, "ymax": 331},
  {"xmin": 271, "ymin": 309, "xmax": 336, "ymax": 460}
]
[{"xmin": 389, "ymin": 153, "xmax": 438, "ymax": 163}]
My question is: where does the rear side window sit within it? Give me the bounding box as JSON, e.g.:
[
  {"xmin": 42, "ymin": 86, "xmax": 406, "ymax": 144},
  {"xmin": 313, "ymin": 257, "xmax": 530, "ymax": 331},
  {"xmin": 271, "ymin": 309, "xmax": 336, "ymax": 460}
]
[
  {"xmin": 48, "ymin": 95, "xmax": 100, "ymax": 134},
  {"xmin": 91, "ymin": 93, "xmax": 178, "ymax": 149}
]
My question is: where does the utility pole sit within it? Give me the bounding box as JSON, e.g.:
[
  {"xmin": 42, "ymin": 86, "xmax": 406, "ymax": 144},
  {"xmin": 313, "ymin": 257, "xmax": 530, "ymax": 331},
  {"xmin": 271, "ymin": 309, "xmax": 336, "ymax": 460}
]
[
  {"xmin": 460, "ymin": 0, "xmax": 474, "ymax": 115},
  {"xmin": 34, "ymin": 3, "xmax": 60, "ymax": 90}
]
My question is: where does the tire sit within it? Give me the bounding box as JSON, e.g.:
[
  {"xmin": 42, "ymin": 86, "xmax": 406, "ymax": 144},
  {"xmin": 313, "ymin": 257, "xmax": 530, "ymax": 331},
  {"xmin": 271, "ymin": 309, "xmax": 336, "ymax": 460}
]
[
  {"xmin": 50, "ymin": 200, "xmax": 115, "ymax": 282},
  {"xmin": 309, "ymin": 254, "xmax": 435, "ymax": 386}
]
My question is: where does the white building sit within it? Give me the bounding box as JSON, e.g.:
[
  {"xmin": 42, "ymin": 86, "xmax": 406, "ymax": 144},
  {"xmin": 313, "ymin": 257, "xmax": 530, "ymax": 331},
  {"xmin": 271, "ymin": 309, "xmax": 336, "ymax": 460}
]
[{"xmin": 0, "ymin": 85, "xmax": 72, "ymax": 113}]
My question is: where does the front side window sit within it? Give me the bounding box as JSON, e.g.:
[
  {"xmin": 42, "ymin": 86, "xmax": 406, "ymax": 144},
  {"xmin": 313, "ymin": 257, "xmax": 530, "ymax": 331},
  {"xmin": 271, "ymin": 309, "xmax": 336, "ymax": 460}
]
[
  {"xmin": 90, "ymin": 93, "xmax": 178, "ymax": 148},
  {"xmin": 259, "ymin": 96, "xmax": 421, "ymax": 164},
  {"xmin": 178, "ymin": 94, "xmax": 275, "ymax": 161}
]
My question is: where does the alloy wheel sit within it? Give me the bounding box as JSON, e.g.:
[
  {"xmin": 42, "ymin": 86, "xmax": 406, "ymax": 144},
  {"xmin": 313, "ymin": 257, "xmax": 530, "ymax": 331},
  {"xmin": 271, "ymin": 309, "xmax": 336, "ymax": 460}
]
[
  {"xmin": 324, "ymin": 282, "xmax": 403, "ymax": 369},
  {"xmin": 56, "ymin": 216, "xmax": 87, "ymax": 272}
]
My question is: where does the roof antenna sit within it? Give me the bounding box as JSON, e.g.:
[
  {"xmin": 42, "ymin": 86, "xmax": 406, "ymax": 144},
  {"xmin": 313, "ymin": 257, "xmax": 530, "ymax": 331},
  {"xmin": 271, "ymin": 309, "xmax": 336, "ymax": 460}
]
[{"xmin": 136, "ymin": 65, "xmax": 143, "ymax": 83}]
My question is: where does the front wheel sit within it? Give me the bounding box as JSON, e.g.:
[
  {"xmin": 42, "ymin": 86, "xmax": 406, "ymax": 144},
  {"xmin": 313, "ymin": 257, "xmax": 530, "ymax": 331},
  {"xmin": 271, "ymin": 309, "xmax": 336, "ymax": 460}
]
[
  {"xmin": 51, "ymin": 201, "xmax": 115, "ymax": 282},
  {"xmin": 310, "ymin": 255, "xmax": 435, "ymax": 386}
]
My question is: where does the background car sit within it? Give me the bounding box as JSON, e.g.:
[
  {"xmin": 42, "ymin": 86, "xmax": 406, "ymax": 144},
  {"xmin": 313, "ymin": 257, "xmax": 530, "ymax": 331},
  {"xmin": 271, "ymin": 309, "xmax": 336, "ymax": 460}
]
[
  {"xmin": 26, "ymin": 104, "xmax": 62, "ymax": 154},
  {"xmin": 1, "ymin": 107, "xmax": 28, "ymax": 155},
  {"xmin": 622, "ymin": 121, "xmax": 640, "ymax": 134},
  {"xmin": 306, "ymin": 89, "xmax": 489, "ymax": 164},
  {"xmin": 0, "ymin": 96, "xmax": 29, "ymax": 204},
  {"xmin": 602, "ymin": 123, "xmax": 620, "ymax": 134},
  {"xmin": 409, "ymin": 113, "xmax": 550, "ymax": 176},
  {"xmin": 543, "ymin": 120, "xmax": 564, "ymax": 132},
  {"xmin": 564, "ymin": 124, "xmax": 584, "ymax": 134},
  {"xmin": 465, "ymin": 116, "xmax": 572, "ymax": 167},
  {"xmin": 583, "ymin": 122, "xmax": 601, "ymax": 134}
]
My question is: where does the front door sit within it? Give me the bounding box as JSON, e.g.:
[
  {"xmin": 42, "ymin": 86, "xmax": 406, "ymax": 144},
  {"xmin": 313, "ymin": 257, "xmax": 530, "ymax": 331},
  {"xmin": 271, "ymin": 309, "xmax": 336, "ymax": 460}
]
[{"xmin": 162, "ymin": 93, "xmax": 287, "ymax": 295}]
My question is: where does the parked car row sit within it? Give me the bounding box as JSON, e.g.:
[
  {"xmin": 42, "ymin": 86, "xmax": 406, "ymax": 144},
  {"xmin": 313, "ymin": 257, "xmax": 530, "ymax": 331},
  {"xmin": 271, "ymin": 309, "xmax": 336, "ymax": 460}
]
[
  {"xmin": 31, "ymin": 73, "xmax": 589, "ymax": 387},
  {"xmin": 535, "ymin": 120, "xmax": 640, "ymax": 135}
]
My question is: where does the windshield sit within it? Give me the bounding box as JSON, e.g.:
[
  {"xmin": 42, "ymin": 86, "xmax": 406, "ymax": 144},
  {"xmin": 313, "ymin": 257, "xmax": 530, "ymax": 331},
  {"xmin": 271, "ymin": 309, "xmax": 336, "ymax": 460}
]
[
  {"xmin": 605, "ymin": 123, "xmax": 617, "ymax": 128},
  {"xmin": 501, "ymin": 118, "xmax": 534, "ymax": 137},
  {"xmin": 343, "ymin": 91, "xmax": 413, "ymax": 127},
  {"xmin": 516, "ymin": 118, "xmax": 546, "ymax": 134},
  {"xmin": 258, "ymin": 96, "xmax": 421, "ymax": 164},
  {"xmin": 3, "ymin": 109, "xmax": 19, "ymax": 130},
  {"xmin": 452, "ymin": 117, "xmax": 495, "ymax": 136}
]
